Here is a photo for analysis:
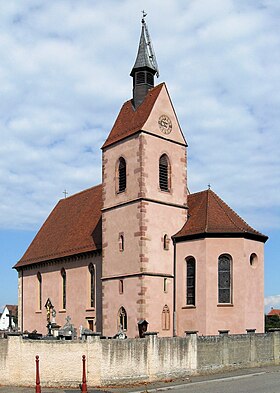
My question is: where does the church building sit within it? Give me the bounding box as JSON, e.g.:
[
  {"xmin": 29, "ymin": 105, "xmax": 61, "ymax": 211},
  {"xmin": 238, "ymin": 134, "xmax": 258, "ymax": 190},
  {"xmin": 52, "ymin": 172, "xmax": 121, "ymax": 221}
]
[{"xmin": 14, "ymin": 17, "xmax": 268, "ymax": 338}]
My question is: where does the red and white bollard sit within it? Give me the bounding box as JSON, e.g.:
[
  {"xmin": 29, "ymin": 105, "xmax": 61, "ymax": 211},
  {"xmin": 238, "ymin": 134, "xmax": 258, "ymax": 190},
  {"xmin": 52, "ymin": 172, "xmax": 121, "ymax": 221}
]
[
  {"xmin": 35, "ymin": 355, "xmax": 41, "ymax": 393},
  {"xmin": 81, "ymin": 355, "xmax": 88, "ymax": 393}
]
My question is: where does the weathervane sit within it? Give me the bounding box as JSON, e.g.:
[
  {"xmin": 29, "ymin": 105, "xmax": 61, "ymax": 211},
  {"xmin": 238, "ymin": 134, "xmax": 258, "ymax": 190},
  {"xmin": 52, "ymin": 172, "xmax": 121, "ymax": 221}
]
[
  {"xmin": 208, "ymin": 184, "xmax": 211, "ymax": 190},
  {"xmin": 142, "ymin": 10, "xmax": 147, "ymax": 22}
]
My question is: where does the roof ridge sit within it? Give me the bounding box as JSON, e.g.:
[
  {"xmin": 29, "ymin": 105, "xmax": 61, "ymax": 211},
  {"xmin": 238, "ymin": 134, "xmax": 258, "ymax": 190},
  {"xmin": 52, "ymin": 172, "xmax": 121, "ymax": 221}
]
[
  {"xmin": 189, "ymin": 189, "xmax": 208, "ymax": 197},
  {"xmin": 60, "ymin": 183, "xmax": 102, "ymax": 202},
  {"xmin": 210, "ymin": 190, "xmax": 255, "ymax": 233},
  {"xmin": 132, "ymin": 82, "xmax": 165, "ymax": 111},
  {"xmin": 102, "ymin": 83, "xmax": 165, "ymax": 149},
  {"xmin": 188, "ymin": 191, "xmax": 206, "ymax": 225}
]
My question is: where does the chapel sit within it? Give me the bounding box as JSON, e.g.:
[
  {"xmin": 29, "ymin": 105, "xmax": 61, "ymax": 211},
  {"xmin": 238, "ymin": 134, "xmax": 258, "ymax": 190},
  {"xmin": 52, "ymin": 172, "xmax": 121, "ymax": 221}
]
[{"xmin": 14, "ymin": 17, "xmax": 268, "ymax": 338}]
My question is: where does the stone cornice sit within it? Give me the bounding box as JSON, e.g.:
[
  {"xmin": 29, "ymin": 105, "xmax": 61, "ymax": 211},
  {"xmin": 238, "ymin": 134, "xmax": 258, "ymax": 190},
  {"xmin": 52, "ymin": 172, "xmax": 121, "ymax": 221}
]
[
  {"xmin": 102, "ymin": 272, "xmax": 174, "ymax": 281},
  {"xmin": 16, "ymin": 250, "xmax": 101, "ymax": 271}
]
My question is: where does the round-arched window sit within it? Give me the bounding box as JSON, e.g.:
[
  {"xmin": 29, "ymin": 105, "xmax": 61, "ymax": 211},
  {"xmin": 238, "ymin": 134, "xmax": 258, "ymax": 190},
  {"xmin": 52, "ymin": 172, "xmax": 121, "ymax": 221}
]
[
  {"xmin": 159, "ymin": 154, "xmax": 170, "ymax": 191},
  {"xmin": 250, "ymin": 253, "xmax": 258, "ymax": 268},
  {"xmin": 118, "ymin": 157, "xmax": 126, "ymax": 193}
]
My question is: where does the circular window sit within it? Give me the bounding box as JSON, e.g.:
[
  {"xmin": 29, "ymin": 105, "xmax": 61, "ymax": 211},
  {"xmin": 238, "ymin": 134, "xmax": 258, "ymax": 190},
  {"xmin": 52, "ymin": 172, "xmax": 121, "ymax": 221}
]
[{"xmin": 250, "ymin": 253, "xmax": 258, "ymax": 267}]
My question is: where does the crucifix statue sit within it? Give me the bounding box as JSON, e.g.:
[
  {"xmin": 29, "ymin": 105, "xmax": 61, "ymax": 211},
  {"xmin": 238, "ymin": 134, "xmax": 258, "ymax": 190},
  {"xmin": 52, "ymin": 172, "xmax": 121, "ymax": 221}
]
[{"xmin": 45, "ymin": 298, "xmax": 54, "ymax": 335}]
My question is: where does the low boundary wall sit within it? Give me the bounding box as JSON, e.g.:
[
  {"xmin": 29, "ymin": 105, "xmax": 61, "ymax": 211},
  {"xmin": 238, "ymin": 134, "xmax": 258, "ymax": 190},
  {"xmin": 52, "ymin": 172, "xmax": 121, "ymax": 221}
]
[{"xmin": 0, "ymin": 332, "xmax": 279, "ymax": 387}]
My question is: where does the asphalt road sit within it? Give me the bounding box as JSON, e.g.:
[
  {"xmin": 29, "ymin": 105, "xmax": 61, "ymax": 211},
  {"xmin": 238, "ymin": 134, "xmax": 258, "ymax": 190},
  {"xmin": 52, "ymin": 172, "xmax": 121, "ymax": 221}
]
[
  {"xmin": 129, "ymin": 366, "xmax": 280, "ymax": 393},
  {"xmin": 142, "ymin": 371, "xmax": 280, "ymax": 393}
]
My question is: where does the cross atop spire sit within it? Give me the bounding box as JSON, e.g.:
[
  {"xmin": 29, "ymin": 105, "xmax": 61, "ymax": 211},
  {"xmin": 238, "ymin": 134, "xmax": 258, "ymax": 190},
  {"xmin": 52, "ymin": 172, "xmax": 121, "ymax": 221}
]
[
  {"xmin": 130, "ymin": 14, "xmax": 159, "ymax": 108},
  {"xmin": 142, "ymin": 10, "xmax": 147, "ymax": 20}
]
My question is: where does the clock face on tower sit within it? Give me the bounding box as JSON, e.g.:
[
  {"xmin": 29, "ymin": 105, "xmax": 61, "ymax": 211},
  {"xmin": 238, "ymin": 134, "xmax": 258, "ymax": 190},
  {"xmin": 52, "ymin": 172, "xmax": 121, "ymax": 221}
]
[{"xmin": 158, "ymin": 115, "xmax": 172, "ymax": 134}]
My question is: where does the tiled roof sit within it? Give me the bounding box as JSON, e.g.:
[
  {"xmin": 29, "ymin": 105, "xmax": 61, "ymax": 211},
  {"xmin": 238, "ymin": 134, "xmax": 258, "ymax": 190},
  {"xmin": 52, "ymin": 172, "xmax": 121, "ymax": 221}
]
[
  {"xmin": 102, "ymin": 83, "xmax": 164, "ymax": 149},
  {"xmin": 267, "ymin": 309, "xmax": 280, "ymax": 317},
  {"xmin": 14, "ymin": 184, "xmax": 102, "ymax": 268},
  {"xmin": 6, "ymin": 305, "xmax": 18, "ymax": 317},
  {"xmin": 174, "ymin": 189, "xmax": 267, "ymax": 242}
]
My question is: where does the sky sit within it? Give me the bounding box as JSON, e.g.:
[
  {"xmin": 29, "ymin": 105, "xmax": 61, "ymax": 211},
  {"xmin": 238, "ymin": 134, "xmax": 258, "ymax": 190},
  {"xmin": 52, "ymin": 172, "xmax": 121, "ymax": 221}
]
[{"xmin": 0, "ymin": 0, "xmax": 279, "ymax": 313}]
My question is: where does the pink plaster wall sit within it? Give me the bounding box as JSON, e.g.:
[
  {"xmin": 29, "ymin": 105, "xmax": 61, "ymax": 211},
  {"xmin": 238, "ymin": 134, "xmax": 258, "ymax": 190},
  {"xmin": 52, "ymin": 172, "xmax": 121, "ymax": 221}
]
[
  {"xmin": 176, "ymin": 237, "xmax": 264, "ymax": 336},
  {"xmin": 102, "ymin": 204, "xmax": 141, "ymax": 277},
  {"xmin": 140, "ymin": 133, "xmax": 187, "ymax": 206},
  {"xmin": 20, "ymin": 254, "xmax": 101, "ymax": 334},
  {"xmin": 102, "ymin": 275, "xmax": 173, "ymax": 338},
  {"xmin": 143, "ymin": 84, "xmax": 186, "ymax": 146},
  {"xmin": 102, "ymin": 276, "xmax": 144, "ymax": 337},
  {"xmin": 142, "ymin": 275, "xmax": 174, "ymax": 336},
  {"xmin": 102, "ymin": 136, "xmax": 141, "ymax": 210},
  {"xmin": 142, "ymin": 203, "xmax": 185, "ymax": 275}
]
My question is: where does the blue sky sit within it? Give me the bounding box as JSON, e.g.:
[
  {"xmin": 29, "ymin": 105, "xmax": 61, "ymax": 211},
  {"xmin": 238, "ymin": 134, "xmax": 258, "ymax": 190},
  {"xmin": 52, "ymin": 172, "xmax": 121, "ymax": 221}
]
[{"xmin": 0, "ymin": 0, "xmax": 279, "ymax": 312}]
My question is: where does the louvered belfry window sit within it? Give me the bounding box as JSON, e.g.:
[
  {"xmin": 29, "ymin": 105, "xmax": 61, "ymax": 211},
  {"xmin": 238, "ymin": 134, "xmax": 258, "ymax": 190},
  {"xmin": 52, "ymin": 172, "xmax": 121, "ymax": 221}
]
[
  {"xmin": 146, "ymin": 72, "xmax": 153, "ymax": 86},
  {"xmin": 118, "ymin": 157, "xmax": 126, "ymax": 192},
  {"xmin": 136, "ymin": 71, "xmax": 145, "ymax": 84},
  {"xmin": 159, "ymin": 154, "xmax": 169, "ymax": 191},
  {"xmin": 218, "ymin": 255, "xmax": 232, "ymax": 303},
  {"xmin": 186, "ymin": 258, "xmax": 196, "ymax": 306}
]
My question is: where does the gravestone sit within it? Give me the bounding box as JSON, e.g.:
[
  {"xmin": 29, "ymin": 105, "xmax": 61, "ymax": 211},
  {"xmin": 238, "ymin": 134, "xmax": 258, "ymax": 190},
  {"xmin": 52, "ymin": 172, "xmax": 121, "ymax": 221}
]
[{"xmin": 58, "ymin": 316, "xmax": 77, "ymax": 340}]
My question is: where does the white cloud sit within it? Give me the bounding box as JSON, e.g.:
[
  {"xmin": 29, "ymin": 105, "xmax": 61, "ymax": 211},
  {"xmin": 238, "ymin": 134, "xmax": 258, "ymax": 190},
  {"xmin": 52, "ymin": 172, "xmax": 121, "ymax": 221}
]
[
  {"xmin": 0, "ymin": 0, "xmax": 279, "ymax": 234},
  {"xmin": 264, "ymin": 295, "xmax": 280, "ymax": 313}
]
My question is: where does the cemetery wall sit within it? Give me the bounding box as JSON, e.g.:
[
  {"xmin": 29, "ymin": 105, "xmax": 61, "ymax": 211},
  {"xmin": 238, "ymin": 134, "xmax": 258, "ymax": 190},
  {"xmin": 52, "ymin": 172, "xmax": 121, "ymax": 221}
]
[{"xmin": 0, "ymin": 332, "xmax": 279, "ymax": 388}]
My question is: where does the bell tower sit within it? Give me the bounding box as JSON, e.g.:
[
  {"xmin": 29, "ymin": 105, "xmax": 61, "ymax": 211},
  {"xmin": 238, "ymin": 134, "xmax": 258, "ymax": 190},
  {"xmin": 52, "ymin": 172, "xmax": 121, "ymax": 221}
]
[
  {"xmin": 101, "ymin": 15, "xmax": 188, "ymax": 338},
  {"xmin": 130, "ymin": 14, "xmax": 159, "ymax": 108}
]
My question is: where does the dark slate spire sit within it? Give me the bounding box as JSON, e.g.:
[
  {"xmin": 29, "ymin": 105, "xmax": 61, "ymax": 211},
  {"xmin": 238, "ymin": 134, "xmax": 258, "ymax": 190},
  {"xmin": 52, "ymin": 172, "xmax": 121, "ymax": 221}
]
[{"xmin": 130, "ymin": 14, "xmax": 159, "ymax": 109}]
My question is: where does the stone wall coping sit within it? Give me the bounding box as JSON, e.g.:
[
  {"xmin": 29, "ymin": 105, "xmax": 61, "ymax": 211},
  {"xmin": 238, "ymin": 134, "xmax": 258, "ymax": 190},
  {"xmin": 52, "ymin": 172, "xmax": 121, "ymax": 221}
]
[{"xmin": 144, "ymin": 332, "xmax": 158, "ymax": 337}]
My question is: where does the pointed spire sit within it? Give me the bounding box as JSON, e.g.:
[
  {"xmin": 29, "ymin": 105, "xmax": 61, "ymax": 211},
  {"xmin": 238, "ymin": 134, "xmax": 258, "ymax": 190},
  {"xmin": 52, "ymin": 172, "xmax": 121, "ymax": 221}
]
[
  {"xmin": 130, "ymin": 13, "xmax": 159, "ymax": 108},
  {"xmin": 131, "ymin": 14, "xmax": 159, "ymax": 76}
]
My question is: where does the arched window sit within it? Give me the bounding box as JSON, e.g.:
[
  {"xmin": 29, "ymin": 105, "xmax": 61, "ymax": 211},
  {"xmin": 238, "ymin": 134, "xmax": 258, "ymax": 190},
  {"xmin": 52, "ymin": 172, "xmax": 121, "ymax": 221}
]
[
  {"xmin": 119, "ymin": 279, "xmax": 124, "ymax": 294},
  {"xmin": 61, "ymin": 268, "xmax": 66, "ymax": 309},
  {"xmin": 119, "ymin": 234, "xmax": 124, "ymax": 251},
  {"xmin": 162, "ymin": 305, "xmax": 170, "ymax": 330},
  {"xmin": 186, "ymin": 257, "xmax": 196, "ymax": 306},
  {"xmin": 88, "ymin": 263, "xmax": 95, "ymax": 308},
  {"xmin": 163, "ymin": 278, "xmax": 167, "ymax": 293},
  {"xmin": 163, "ymin": 234, "xmax": 169, "ymax": 250},
  {"xmin": 118, "ymin": 157, "xmax": 126, "ymax": 193},
  {"xmin": 250, "ymin": 253, "xmax": 258, "ymax": 267},
  {"xmin": 159, "ymin": 154, "xmax": 170, "ymax": 191},
  {"xmin": 218, "ymin": 255, "xmax": 232, "ymax": 304},
  {"xmin": 37, "ymin": 272, "xmax": 42, "ymax": 310},
  {"xmin": 118, "ymin": 306, "xmax": 127, "ymax": 331}
]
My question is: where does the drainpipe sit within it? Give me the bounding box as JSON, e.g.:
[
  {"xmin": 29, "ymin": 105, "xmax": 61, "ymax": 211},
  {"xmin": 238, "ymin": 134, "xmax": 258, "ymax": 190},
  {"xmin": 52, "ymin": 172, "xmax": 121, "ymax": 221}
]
[{"xmin": 172, "ymin": 237, "xmax": 177, "ymax": 337}]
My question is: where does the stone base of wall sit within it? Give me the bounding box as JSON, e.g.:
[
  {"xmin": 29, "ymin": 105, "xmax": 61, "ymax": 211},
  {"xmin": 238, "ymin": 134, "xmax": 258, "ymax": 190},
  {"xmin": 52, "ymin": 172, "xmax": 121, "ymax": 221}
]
[{"xmin": 0, "ymin": 332, "xmax": 279, "ymax": 387}]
